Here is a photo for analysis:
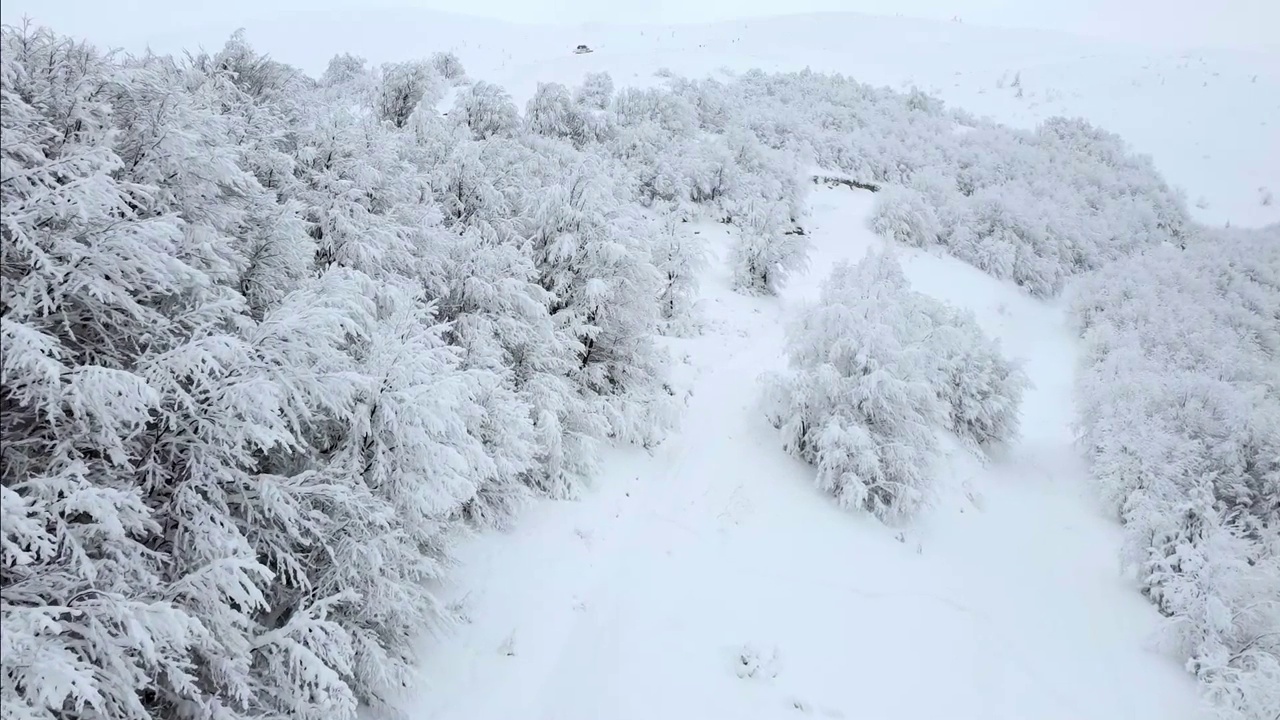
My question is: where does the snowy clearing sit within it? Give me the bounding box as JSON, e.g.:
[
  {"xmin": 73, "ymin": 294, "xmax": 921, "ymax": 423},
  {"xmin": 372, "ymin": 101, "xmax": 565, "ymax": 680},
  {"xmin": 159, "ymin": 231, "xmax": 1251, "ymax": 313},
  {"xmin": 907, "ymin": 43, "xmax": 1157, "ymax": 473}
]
[{"xmin": 396, "ymin": 188, "xmax": 1204, "ymax": 720}]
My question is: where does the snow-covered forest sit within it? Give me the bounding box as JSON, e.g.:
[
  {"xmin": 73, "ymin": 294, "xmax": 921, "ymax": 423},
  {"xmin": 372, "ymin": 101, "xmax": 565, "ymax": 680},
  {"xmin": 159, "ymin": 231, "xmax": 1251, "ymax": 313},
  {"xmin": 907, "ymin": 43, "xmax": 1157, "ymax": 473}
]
[
  {"xmin": 1, "ymin": 20, "xmax": 1276, "ymax": 720},
  {"xmin": 1071, "ymin": 227, "xmax": 1280, "ymax": 718}
]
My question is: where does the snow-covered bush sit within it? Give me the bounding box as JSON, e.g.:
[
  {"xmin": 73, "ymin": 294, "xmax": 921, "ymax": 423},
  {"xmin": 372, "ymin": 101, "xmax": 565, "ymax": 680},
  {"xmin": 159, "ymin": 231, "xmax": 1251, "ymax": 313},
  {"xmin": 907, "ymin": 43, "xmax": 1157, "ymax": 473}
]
[
  {"xmin": 1073, "ymin": 226, "xmax": 1280, "ymax": 720},
  {"xmin": 715, "ymin": 128, "xmax": 807, "ymax": 227},
  {"xmin": 612, "ymin": 86, "xmax": 700, "ymax": 138},
  {"xmin": 526, "ymin": 81, "xmax": 614, "ymax": 148},
  {"xmin": 521, "ymin": 145, "xmax": 674, "ymax": 447},
  {"xmin": 430, "ymin": 50, "xmax": 466, "ymax": 81},
  {"xmin": 575, "ymin": 70, "xmax": 614, "ymax": 109},
  {"xmin": 322, "ymin": 52, "xmax": 372, "ymax": 88},
  {"xmin": 729, "ymin": 200, "xmax": 811, "ymax": 295},
  {"xmin": 868, "ymin": 185, "xmax": 941, "ymax": 247},
  {"xmin": 762, "ymin": 251, "xmax": 1024, "ymax": 521},
  {"xmin": 652, "ymin": 211, "xmax": 710, "ymax": 335},
  {"xmin": 453, "ymin": 80, "xmax": 521, "ymax": 139},
  {"xmin": 526, "ymin": 82, "xmax": 583, "ymax": 140},
  {"xmin": 375, "ymin": 59, "xmax": 443, "ymax": 127},
  {"xmin": 627, "ymin": 137, "xmax": 696, "ymax": 209},
  {"xmin": 920, "ymin": 302, "xmax": 1028, "ymax": 449}
]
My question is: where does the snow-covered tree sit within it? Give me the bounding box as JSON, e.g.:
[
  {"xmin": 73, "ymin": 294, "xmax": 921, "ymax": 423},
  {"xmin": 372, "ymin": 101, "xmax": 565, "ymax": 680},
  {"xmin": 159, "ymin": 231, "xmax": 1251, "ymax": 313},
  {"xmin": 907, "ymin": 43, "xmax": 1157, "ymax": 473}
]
[
  {"xmin": 0, "ymin": 28, "xmax": 216, "ymax": 710},
  {"xmin": 428, "ymin": 227, "xmax": 563, "ymax": 518},
  {"xmin": 729, "ymin": 200, "xmax": 810, "ymax": 295},
  {"xmin": 761, "ymin": 251, "xmax": 1024, "ymax": 521},
  {"xmin": 430, "ymin": 51, "xmax": 466, "ymax": 82},
  {"xmin": 453, "ymin": 80, "xmax": 521, "ymax": 140},
  {"xmin": 612, "ymin": 86, "xmax": 699, "ymax": 138},
  {"xmin": 918, "ymin": 301, "xmax": 1028, "ymax": 450},
  {"xmin": 0, "ymin": 25, "xmax": 367, "ymax": 719},
  {"xmin": 526, "ymin": 82, "xmax": 580, "ymax": 140},
  {"xmin": 522, "ymin": 144, "xmax": 674, "ymax": 447},
  {"xmin": 868, "ymin": 185, "xmax": 941, "ymax": 248},
  {"xmin": 375, "ymin": 60, "xmax": 443, "ymax": 128},
  {"xmin": 761, "ymin": 253, "xmax": 944, "ymax": 520},
  {"xmin": 711, "ymin": 70, "xmax": 1191, "ymax": 297},
  {"xmin": 652, "ymin": 210, "xmax": 709, "ymax": 336},
  {"xmin": 526, "ymin": 81, "xmax": 613, "ymax": 148},
  {"xmin": 305, "ymin": 277, "xmax": 492, "ymax": 711},
  {"xmin": 575, "ymin": 71, "xmax": 614, "ymax": 110}
]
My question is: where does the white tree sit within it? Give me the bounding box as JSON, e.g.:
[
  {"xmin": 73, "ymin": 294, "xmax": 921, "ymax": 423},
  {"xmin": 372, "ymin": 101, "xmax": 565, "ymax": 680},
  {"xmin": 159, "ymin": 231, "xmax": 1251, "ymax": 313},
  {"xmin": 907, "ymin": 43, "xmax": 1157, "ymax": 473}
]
[
  {"xmin": 453, "ymin": 81, "xmax": 521, "ymax": 140},
  {"xmin": 651, "ymin": 210, "xmax": 709, "ymax": 336},
  {"xmin": 526, "ymin": 82, "xmax": 583, "ymax": 142},
  {"xmin": 917, "ymin": 301, "xmax": 1027, "ymax": 450},
  {"xmin": 762, "ymin": 251, "xmax": 1024, "ymax": 520},
  {"xmin": 729, "ymin": 200, "xmax": 810, "ymax": 295},
  {"xmin": 523, "ymin": 147, "xmax": 674, "ymax": 448},
  {"xmin": 761, "ymin": 253, "xmax": 943, "ymax": 520},
  {"xmin": 304, "ymin": 276, "xmax": 491, "ymax": 711},
  {"xmin": 430, "ymin": 51, "xmax": 466, "ymax": 82},
  {"xmin": 374, "ymin": 60, "xmax": 443, "ymax": 128},
  {"xmin": 868, "ymin": 185, "xmax": 941, "ymax": 248},
  {"xmin": 575, "ymin": 71, "xmax": 614, "ymax": 110},
  {"xmin": 406, "ymin": 120, "xmax": 615, "ymax": 498},
  {"xmin": 0, "ymin": 26, "xmax": 368, "ymax": 719}
]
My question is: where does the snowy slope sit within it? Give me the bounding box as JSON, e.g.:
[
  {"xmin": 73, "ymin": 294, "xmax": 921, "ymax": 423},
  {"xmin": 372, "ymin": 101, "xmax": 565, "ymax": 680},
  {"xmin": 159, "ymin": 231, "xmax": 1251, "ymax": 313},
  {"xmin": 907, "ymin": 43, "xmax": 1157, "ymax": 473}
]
[
  {"xmin": 17, "ymin": 9, "xmax": 1277, "ymax": 228},
  {"xmin": 391, "ymin": 186, "xmax": 1205, "ymax": 720},
  {"xmin": 4, "ymin": 9, "xmax": 1272, "ymax": 720},
  {"xmin": 8, "ymin": 9, "xmax": 1263, "ymax": 717}
]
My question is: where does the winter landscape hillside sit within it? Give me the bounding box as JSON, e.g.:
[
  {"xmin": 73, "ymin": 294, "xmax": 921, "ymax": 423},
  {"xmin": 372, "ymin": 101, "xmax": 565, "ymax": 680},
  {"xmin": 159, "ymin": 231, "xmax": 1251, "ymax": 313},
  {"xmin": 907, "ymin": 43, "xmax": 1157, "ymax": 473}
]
[{"xmin": 1, "ymin": 8, "xmax": 1277, "ymax": 720}]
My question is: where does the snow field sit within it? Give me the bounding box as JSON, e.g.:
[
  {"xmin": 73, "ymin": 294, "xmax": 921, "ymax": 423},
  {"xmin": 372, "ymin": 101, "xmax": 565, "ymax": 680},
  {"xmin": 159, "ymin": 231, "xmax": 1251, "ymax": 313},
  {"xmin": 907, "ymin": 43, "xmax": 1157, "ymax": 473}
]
[{"xmin": 397, "ymin": 186, "xmax": 1206, "ymax": 720}]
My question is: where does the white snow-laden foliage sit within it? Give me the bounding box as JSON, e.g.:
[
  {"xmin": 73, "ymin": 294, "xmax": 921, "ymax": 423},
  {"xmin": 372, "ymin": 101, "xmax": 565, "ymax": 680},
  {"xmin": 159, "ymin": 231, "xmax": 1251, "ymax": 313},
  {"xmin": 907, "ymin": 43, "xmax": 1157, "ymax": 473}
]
[
  {"xmin": 430, "ymin": 51, "xmax": 466, "ymax": 82},
  {"xmin": 1072, "ymin": 226, "xmax": 1280, "ymax": 720},
  {"xmin": 375, "ymin": 59, "xmax": 445, "ymax": 128},
  {"xmin": 452, "ymin": 80, "xmax": 522, "ymax": 140},
  {"xmin": 1, "ymin": 17, "xmax": 1254, "ymax": 720},
  {"xmin": 691, "ymin": 70, "xmax": 1192, "ymax": 297},
  {"xmin": 652, "ymin": 211, "xmax": 710, "ymax": 336},
  {"xmin": 729, "ymin": 201, "xmax": 811, "ymax": 295},
  {"xmin": 574, "ymin": 71, "xmax": 615, "ymax": 110},
  {"xmin": 525, "ymin": 82, "xmax": 614, "ymax": 148},
  {"xmin": 0, "ymin": 23, "xmax": 700, "ymax": 720},
  {"xmin": 868, "ymin": 185, "xmax": 940, "ymax": 248},
  {"xmin": 761, "ymin": 251, "xmax": 1026, "ymax": 522}
]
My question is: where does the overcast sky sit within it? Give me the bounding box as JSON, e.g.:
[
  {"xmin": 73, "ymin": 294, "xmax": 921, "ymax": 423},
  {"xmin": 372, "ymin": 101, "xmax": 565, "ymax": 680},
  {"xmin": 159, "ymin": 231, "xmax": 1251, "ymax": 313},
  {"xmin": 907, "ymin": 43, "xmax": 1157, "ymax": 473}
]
[{"xmin": 3, "ymin": 0, "xmax": 1277, "ymax": 52}]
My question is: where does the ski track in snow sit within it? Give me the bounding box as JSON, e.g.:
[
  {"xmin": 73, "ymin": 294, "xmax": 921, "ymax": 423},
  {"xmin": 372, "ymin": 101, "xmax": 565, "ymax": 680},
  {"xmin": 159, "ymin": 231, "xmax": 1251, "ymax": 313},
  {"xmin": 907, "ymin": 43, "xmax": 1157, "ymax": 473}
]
[{"xmin": 392, "ymin": 188, "xmax": 1207, "ymax": 720}]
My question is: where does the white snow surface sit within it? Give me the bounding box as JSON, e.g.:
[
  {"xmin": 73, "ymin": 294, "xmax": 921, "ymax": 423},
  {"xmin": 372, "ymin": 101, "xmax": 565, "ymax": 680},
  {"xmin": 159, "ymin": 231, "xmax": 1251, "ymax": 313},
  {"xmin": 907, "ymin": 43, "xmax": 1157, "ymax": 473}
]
[
  {"xmin": 393, "ymin": 188, "xmax": 1204, "ymax": 720},
  {"xmin": 23, "ymin": 9, "xmax": 1278, "ymax": 229}
]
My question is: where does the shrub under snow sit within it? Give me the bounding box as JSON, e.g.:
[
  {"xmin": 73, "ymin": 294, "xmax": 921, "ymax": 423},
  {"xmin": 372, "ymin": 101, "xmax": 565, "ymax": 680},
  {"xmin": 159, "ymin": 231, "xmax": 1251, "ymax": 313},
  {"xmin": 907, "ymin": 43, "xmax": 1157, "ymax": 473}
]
[
  {"xmin": 653, "ymin": 211, "xmax": 710, "ymax": 336},
  {"xmin": 761, "ymin": 251, "xmax": 1026, "ymax": 521},
  {"xmin": 868, "ymin": 185, "xmax": 940, "ymax": 248},
  {"xmin": 729, "ymin": 201, "xmax": 811, "ymax": 295}
]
